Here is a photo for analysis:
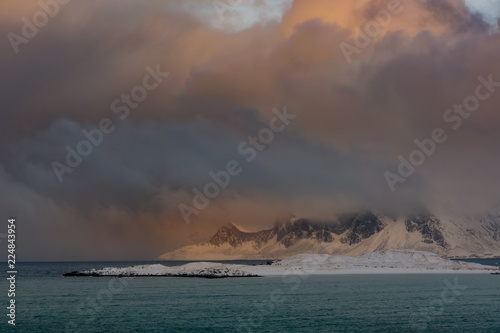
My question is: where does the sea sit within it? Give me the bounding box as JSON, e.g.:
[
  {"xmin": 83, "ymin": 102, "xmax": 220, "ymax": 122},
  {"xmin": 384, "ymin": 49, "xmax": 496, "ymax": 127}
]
[{"xmin": 2, "ymin": 259, "xmax": 499, "ymax": 332}]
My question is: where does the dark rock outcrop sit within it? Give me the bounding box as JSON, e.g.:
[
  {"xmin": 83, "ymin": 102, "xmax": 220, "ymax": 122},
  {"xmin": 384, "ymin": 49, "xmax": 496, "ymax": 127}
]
[
  {"xmin": 405, "ymin": 213, "xmax": 447, "ymax": 248},
  {"xmin": 338, "ymin": 211, "xmax": 385, "ymax": 245}
]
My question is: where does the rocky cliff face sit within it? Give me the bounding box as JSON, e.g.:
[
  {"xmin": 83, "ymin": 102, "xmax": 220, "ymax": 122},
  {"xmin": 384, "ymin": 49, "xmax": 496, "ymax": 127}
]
[
  {"xmin": 337, "ymin": 211, "xmax": 384, "ymax": 245},
  {"xmin": 405, "ymin": 213, "xmax": 447, "ymax": 248}
]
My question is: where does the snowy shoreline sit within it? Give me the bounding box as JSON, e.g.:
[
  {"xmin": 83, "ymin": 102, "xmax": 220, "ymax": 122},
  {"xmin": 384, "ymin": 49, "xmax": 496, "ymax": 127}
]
[{"xmin": 64, "ymin": 250, "xmax": 500, "ymax": 278}]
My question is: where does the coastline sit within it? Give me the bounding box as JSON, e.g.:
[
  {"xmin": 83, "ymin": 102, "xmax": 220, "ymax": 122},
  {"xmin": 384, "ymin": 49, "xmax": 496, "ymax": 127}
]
[{"xmin": 64, "ymin": 250, "xmax": 500, "ymax": 278}]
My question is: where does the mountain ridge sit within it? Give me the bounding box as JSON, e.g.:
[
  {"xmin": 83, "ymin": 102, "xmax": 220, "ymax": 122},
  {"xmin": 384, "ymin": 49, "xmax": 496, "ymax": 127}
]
[{"xmin": 159, "ymin": 210, "xmax": 500, "ymax": 260}]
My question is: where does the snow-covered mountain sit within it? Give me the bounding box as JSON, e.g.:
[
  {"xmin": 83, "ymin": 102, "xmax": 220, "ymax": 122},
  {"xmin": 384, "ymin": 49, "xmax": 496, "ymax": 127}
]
[{"xmin": 159, "ymin": 210, "xmax": 500, "ymax": 260}]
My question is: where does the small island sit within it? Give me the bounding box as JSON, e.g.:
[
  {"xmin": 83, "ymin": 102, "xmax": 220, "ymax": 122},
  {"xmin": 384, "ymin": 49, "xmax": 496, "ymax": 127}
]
[{"xmin": 64, "ymin": 250, "xmax": 500, "ymax": 279}]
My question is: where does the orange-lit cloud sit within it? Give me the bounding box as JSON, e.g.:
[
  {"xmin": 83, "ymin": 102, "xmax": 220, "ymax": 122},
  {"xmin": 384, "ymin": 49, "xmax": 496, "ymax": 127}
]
[{"xmin": 280, "ymin": 0, "xmax": 472, "ymax": 37}]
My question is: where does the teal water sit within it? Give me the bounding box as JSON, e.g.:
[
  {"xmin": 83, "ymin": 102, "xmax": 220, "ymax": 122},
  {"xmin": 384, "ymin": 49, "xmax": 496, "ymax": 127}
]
[{"xmin": 2, "ymin": 260, "xmax": 499, "ymax": 332}]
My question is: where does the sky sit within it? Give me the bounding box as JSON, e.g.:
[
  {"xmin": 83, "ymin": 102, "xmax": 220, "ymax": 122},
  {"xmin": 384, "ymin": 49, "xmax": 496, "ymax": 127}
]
[
  {"xmin": 465, "ymin": 0, "xmax": 500, "ymax": 23},
  {"xmin": 1, "ymin": 0, "xmax": 500, "ymax": 261}
]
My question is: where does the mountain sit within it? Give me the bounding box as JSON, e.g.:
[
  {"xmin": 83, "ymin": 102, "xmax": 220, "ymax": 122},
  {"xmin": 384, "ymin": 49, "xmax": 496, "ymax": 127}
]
[{"xmin": 159, "ymin": 210, "xmax": 500, "ymax": 260}]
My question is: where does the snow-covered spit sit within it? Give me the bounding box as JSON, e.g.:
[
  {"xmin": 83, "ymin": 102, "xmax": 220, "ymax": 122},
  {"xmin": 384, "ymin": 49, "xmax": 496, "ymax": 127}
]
[
  {"xmin": 64, "ymin": 250, "xmax": 500, "ymax": 278},
  {"xmin": 64, "ymin": 262, "xmax": 260, "ymax": 278}
]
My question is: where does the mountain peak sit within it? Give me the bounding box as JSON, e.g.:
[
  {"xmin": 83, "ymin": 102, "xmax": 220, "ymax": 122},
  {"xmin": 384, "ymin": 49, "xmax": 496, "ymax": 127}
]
[{"xmin": 208, "ymin": 223, "xmax": 247, "ymax": 247}]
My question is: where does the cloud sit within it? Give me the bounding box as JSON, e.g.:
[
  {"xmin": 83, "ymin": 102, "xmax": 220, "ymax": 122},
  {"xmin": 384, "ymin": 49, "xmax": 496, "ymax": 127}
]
[
  {"xmin": 1, "ymin": 0, "xmax": 500, "ymax": 259},
  {"xmin": 280, "ymin": 0, "xmax": 478, "ymax": 37}
]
